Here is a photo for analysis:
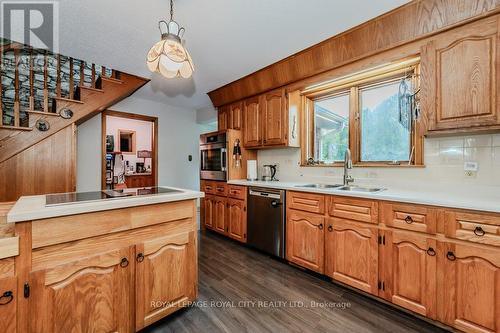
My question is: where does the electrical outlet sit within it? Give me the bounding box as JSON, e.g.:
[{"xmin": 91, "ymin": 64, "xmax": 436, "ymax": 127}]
[{"xmin": 464, "ymin": 170, "xmax": 477, "ymax": 178}]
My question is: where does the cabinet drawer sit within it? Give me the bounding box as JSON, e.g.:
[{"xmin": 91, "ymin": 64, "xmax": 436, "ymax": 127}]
[
  {"xmin": 214, "ymin": 182, "xmax": 228, "ymax": 196},
  {"xmin": 328, "ymin": 197, "xmax": 378, "ymax": 224},
  {"xmin": 287, "ymin": 191, "xmax": 325, "ymax": 214},
  {"xmin": 382, "ymin": 202, "xmax": 437, "ymax": 234},
  {"xmin": 444, "ymin": 210, "xmax": 500, "ymax": 246},
  {"xmin": 201, "ymin": 181, "xmax": 215, "ymax": 195},
  {"xmin": 228, "ymin": 185, "xmax": 246, "ymax": 200}
]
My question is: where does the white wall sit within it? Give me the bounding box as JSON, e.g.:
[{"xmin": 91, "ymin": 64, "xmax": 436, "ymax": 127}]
[
  {"xmin": 258, "ymin": 134, "xmax": 500, "ymax": 188},
  {"xmin": 77, "ymin": 96, "xmax": 200, "ymax": 192}
]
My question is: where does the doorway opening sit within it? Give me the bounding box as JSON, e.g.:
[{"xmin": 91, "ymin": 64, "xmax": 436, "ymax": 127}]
[{"xmin": 101, "ymin": 110, "xmax": 158, "ymax": 190}]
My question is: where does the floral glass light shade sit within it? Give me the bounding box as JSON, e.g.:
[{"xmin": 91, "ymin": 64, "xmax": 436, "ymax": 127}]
[{"xmin": 147, "ymin": 19, "xmax": 194, "ymax": 79}]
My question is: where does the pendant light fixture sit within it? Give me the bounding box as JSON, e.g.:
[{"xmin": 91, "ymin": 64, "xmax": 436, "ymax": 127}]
[{"xmin": 146, "ymin": 0, "xmax": 194, "ymax": 79}]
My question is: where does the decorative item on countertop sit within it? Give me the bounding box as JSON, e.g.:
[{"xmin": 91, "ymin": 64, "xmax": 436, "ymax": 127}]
[
  {"xmin": 233, "ymin": 139, "xmax": 242, "ymax": 168},
  {"xmin": 35, "ymin": 119, "xmax": 50, "ymax": 131},
  {"xmin": 146, "ymin": 0, "xmax": 194, "ymax": 79},
  {"xmin": 247, "ymin": 160, "xmax": 258, "ymax": 181}
]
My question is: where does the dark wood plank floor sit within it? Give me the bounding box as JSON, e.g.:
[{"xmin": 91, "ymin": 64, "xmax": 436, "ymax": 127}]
[{"xmin": 142, "ymin": 231, "xmax": 449, "ymax": 333}]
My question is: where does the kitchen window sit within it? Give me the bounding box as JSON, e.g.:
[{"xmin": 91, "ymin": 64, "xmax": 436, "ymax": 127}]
[{"xmin": 302, "ymin": 58, "xmax": 423, "ymax": 167}]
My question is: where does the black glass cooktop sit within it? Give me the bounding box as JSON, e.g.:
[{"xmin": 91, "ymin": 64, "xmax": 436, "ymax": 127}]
[{"xmin": 46, "ymin": 187, "xmax": 181, "ymax": 206}]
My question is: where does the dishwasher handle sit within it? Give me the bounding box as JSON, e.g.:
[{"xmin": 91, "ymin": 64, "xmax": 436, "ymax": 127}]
[
  {"xmin": 270, "ymin": 200, "xmax": 282, "ymax": 208},
  {"xmin": 249, "ymin": 188, "xmax": 282, "ymax": 200}
]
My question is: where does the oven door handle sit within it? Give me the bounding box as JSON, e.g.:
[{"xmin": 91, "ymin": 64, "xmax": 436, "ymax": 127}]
[{"xmin": 221, "ymin": 148, "xmax": 227, "ymax": 172}]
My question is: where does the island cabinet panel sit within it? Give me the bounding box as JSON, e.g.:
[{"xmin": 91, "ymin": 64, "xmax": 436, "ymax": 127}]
[
  {"xmin": 227, "ymin": 198, "xmax": 247, "ymax": 243},
  {"xmin": 203, "ymin": 195, "xmax": 215, "ymax": 230},
  {"xmin": 286, "ymin": 210, "xmax": 324, "ymax": 273},
  {"xmin": 0, "ymin": 276, "xmax": 16, "ymax": 333},
  {"xmin": 421, "ymin": 17, "xmax": 500, "ymax": 133},
  {"xmin": 325, "ymin": 218, "xmax": 378, "ymax": 295},
  {"xmin": 262, "ymin": 88, "xmax": 287, "ymax": 146},
  {"xmin": 214, "ymin": 196, "xmax": 228, "ymax": 234},
  {"xmin": 28, "ymin": 246, "xmax": 134, "ymax": 333},
  {"xmin": 437, "ymin": 241, "xmax": 500, "ymax": 333},
  {"xmin": 135, "ymin": 231, "xmax": 197, "ymax": 331},
  {"xmin": 243, "ymin": 96, "xmax": 262, "ymax": 148},
  {"xmin": 380, "ymin": 230, "xmax": 437, "ymax": 319}
]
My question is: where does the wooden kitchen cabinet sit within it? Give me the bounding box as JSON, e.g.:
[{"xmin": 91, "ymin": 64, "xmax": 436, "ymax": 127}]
[
  {"xmin": 217, "ymin": 105, "xmax": 229, "ymax": 131},
  {"xmin": 243, "ymin": 96, "xmax": 262, "ymax": 148},
  {"xmin": 125, "ymin": 174, "xmax": 154, "ymax": 188},
  {"xmin": 28, "ymin": 246, "xmax": 134, "ymax": 333},
  {"xmin": 214, "ymin": 196, "xmax": 228, "ymax": 234},
  {"xmin": 262, "ymin": 88, "xmax": 287, "ymax": 146},
  {"xmin": 325, "ymin": 218, "xmax": 378, "ymax": 295},
  {"xmin": 227, "ymin": 198, "xmax": 247, "ymax": 243},
  {"xmin": 381, "ymin": 230, "xmax": 437, "ymax": 319},
  {"xmin": 438, "ymin": 241, "xmax": 500, "ymax": 333},
  {"xmin": 286, "ymin": 210, "xmax": 324, "ymax": 273},
  {"xmin": 229, "ymin": 102, "xmax": 243, "ymax": 130},
  {"xmin": 0, "ymin": 276, "xmax": 16, "ymax": 333},
  {"xmin": 135, "ymin": 231, "xmax": 197, "ymax": 330},
  {"xmin": 421, "ymin": 17, "xmax": 500, "ymax": 134},
  {"xmin": 204, "ymin": 195, "xmax": 215, "ymax": 230}
]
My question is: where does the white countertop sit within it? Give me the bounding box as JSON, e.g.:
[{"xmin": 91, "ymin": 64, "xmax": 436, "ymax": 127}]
[
  {"xmin": 7, "ymin": 186, "xmax": 204, "ymax": 223},
  {"xmin": 228, "ymin": 180, "xmax": 500, "ymax": 214}
]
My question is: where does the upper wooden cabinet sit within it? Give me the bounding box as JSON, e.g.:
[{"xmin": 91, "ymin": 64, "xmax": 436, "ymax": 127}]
[
  {"xmin": 29, "ymin": 247, "xmax": 133, "ymax": 333},
  {"xmin": 243, "ymin": 96, "xmax": 262, "ymax": 148},
  {"xmin": 135, "ymin": 231, "xmax": 197, "ymax": 330},
  {"xmin": 262, "ymin": 89, "xmax": 287, "ymax": 146},
  {"xmin": 217, "ymin": 105, "xmax": 229, "ymax": 131},
  {"xmin": 229, "ymin": 102, "xmax": 243, "ymax": 130},
  {"xmin": 421, "ymin": 17, "xmax": 500, "ymax": 133}
]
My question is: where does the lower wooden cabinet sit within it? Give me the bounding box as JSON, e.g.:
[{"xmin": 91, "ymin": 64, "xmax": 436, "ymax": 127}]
[
  {"xmin": 438, "ymin": 241, "xmax": 500, "ymax": 333},
  {"xmin": 381, "ymin": 230, "xmax": 437, "ymax": 319},
  {"xmin": 214, "ymin": 196, "xmax": 228, "ymax": 234},
  {"xmin": 0, "ymin": 276, "xmax": 16, "ymax": 333},
  {"xmin": 325, "ymin": 218, "xmax": 378, "ymax": 295},
  {"xmin": 203, "ymin": 195, "xmax": 215, "ymax": 230},
  {"xmin": 135, "ymin": 231, "xmax": 197, "ymax": 330},
  {"xmin": 29, "ymin": 246, "xmax": 134, "ymax": 333},
  {"xmin": 286, "ymin": 210, "xmax": 324, "ymax": 273},
  {"xmin": 227, "ymin": 198, "xmax": 247, "ymax": 243}
]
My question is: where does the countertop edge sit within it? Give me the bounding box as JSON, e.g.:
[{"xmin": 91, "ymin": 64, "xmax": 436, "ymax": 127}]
[
  {"xmin": 7, "ymin": 190, "xmax": 204, "ymax": 223},
  {"xmin": 227, "ymin": 180, "xmax": 500, "ymax": 214}
]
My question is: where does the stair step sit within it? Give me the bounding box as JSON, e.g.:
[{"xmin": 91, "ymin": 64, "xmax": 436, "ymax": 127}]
[
  {"xmin": 52, "ymin": 96, "xmax": 85, "ymax": 104},
  {"xmin": 0, "ymin": 125, "xmax": 33, "ymax": 131},
  {"xmin": 79, "ymin": 86, "xmax": 105, "ymax": 93},
  {"xmin": 101, "ymin": 76, "xmax": 123, "ymax": 84}
]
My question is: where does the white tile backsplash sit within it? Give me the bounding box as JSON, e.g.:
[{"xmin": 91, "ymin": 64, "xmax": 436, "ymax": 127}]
[{"xmin": 257, "ymin": 134, "xmax": 500, "ymax": 187}]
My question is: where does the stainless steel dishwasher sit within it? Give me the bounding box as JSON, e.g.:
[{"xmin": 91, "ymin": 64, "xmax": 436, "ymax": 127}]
[{"xmin": 247, "ymin": 187, "xmax": 285, "ymax": 258}]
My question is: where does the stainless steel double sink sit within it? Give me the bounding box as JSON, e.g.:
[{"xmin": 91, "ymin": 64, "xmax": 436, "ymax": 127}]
[{"xmin": 294, "ymin": 184, "xmax": 385, "ymax": 193}]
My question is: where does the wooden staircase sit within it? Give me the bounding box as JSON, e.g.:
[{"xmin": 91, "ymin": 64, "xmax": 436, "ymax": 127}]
[{"xmin": 0, "ymin": 39, "xmax": 149, "ymax": 201}]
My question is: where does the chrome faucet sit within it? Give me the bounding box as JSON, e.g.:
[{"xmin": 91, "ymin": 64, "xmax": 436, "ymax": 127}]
[{"xmin": 343, "ymin": 148, "xmax": 354, "ymax": 186}]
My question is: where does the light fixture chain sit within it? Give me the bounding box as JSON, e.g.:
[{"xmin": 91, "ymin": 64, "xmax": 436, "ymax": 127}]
[{"xmin": 170, "ymin": 0, "xmax": 174, "ymax": 21}]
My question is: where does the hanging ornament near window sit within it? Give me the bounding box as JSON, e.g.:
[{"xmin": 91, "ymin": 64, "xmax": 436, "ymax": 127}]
[{"xmin": 398, "ymin": 69, "xmax": 420, "ymax": 131}]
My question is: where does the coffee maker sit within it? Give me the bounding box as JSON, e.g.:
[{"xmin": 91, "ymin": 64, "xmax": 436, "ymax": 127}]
[{"xmin": 262, "ymin": 164, "xmax": 278, "ymax": 181}]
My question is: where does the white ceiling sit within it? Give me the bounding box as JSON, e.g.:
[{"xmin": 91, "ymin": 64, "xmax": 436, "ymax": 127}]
[{"xmin": 55, "ymin": 0, "xmax": 409, "ymax": 110}]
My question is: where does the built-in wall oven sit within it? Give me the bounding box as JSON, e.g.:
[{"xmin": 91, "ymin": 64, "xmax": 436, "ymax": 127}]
[{"xmin": 200, "ymin": 131, "xmax": 227, "ymax": 181}]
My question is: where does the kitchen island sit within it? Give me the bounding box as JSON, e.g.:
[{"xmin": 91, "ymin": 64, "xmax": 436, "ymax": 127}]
[{"xmin": 1, "ymin": 187, "xmax": 203, "ymax": 333}]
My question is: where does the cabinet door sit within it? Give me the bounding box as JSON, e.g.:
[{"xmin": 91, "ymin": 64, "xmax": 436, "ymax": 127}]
[
  {"xmin": 382, "ymin": 230, "xmax": 437, "ymax": 319},
  {"xmin": 243, "ymin": 96, "xmax": 262, "ymax": 148},
  {"xmin": 204, "ymin": 195, "xmax": 215, "ymax": 229},
  {"xmin": 286, "ymin": 210, "xmax": 324, "ymax": 273},
  {"xmin": 325, "ymin": 218, "xmax": 378, "ymax": 295},
  {"xmin": 421, "ymin": 17, "xmax": 500, "ymax": 132},
  {"xmin": 438, "ymin": 242, "xmax": 500, "ymax": 333},
  {"xmin": 29, "ymin": 247, "xmax": 133, "ymax": 333},
  {"xmin": 218, "ymin": 106, "xmax": 228, "ymax": 131},
  {"xmin": 214, "ymin": 196, "xmax": 227, "ymax": 234},
  {"xmin": 135, "ymin": 231, "xmax": 197, "ymax": 330},
  {"xmin": 227, "ymin": 198, "xmax": 247, "ymax": 243},
  {"xmin": 229, "ymin": 102, "xmax": 243, "ymax": 130},
  {"xmin": 262, "ymin": 89, "xmax": 287, "ymax": 146},
  {"xmin": 0, "ymin": 276, "xmax": 16, "ymax": 333}
]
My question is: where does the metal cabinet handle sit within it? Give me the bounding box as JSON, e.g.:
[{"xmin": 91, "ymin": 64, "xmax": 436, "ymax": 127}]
[
  {"xmin": 426, "ymin": 247, "xmax": 436, "ymax": 256},
  {"xmin": 404, "ymin": 216, "xmax": 413, "ymax": 224},
  {"xmin": 120, "ymin": 258, "xmax": 129, "ymax": 268},
  {"xmin": 318, "ymin": 223, "xmax": 324, "ymax": 230},
  {"xmin": 328, "ymin": 225, "xmax": 333, "ymax": 232},
  {"xmin": 0, "ymin": 291, "xmax": 13, "ymax": 305},
  {"xmin": 474, "ymin": 226, "xmax": 485, "ymax": 236},
  {"xmin": 446, "ymin": 251, "xmax": 456, "ymax": 261},
  {"xmin": 136, "ymin": 253, "xmax": 144, "ymax": 263}
]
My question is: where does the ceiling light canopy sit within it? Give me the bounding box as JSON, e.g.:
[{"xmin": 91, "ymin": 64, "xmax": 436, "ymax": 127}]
[{"xmin": 147, "ymin": 0, "xmax": 194, "ymax": 79}]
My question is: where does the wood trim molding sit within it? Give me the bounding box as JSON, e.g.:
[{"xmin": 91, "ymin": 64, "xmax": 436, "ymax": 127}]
[{"xmin": 207, "ymin": 0, "xmax": 500, "ymax": 107}]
